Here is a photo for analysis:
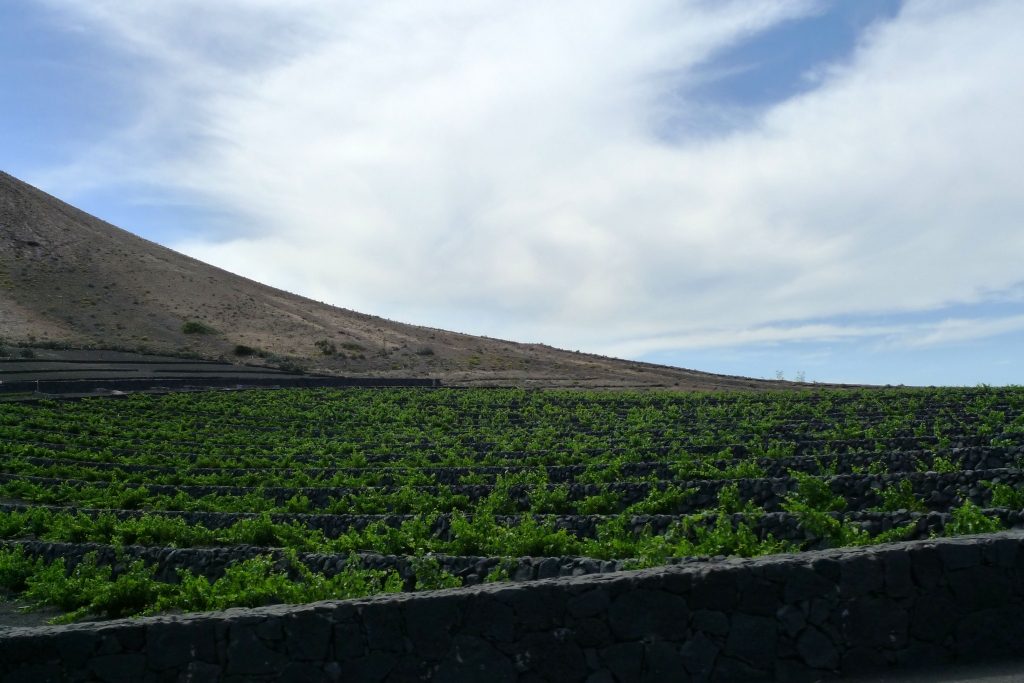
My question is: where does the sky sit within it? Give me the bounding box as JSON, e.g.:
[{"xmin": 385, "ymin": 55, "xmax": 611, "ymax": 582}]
[{"xmin": 2, "ymin": 0, "xmax": 1023, "ymax": 386}]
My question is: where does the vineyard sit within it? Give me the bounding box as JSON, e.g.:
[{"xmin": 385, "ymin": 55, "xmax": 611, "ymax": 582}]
[{"xmin": 0, "ymin": 385, "xmax": 1021, "ymax": 624}]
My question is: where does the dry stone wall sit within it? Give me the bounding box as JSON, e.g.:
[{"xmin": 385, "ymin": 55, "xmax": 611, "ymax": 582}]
[
  {"xmin": 0, "ymin": 375, "xmax": 439, "ymax": 395},
  {"xmin": 3, "ymin": 530, "xmax": 1024, "ymax": 682}
]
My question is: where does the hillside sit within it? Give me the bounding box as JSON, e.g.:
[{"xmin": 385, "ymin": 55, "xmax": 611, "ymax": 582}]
[{"xmin": 0, "ymin": 170, "xmax": 810, "ymax": 391}]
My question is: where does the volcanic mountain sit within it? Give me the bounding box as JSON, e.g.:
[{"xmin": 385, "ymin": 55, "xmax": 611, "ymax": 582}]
[{"xmin": 0, "ymin": 170, "xmax": 800, "ymax": 391}]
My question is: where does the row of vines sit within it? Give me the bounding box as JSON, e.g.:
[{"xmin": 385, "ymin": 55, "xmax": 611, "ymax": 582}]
[{"xmin": 0, "ymin": 386, "xmax": 1020, "ymax": 623}]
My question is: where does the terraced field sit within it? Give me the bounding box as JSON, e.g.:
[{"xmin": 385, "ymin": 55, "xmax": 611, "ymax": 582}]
[{"xmin": 0, "ymin": 386, "xmax": 1020, "ymax": 624}]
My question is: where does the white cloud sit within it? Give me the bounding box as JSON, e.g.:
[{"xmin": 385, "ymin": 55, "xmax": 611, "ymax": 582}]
[
  {"xmin": 42, "ymin": 0, "xmax": 1024, "ymax": 358},
  {"xmin": 603, "ymin": 314, "xmax": 1024, "ymax": 359},
  {"xmin": 900, "ymin": 315, "xmax": 1024, "ymax": 348}
]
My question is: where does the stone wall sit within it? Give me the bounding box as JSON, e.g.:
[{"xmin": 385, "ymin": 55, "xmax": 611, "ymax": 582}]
[
  {"xmin": 3, "ymin": 531, "xmax": 1024, "ymax": 682},
  {"xmin": 0, "ymin": 375, "xmax": 440, "ymax": 394}
]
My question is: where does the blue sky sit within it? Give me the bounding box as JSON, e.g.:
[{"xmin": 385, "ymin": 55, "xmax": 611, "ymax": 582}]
[{"xmin": 3, "ymin": 0, "xmax": 1024, "ymax": 386}]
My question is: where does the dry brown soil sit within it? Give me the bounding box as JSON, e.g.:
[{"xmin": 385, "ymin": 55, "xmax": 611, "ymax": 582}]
[{"xmin": 0, "ymin": 170, "xmax": 856, "ymax": 392}]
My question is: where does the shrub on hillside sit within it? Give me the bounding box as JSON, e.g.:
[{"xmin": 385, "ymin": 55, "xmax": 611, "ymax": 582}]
[
  {"xmin": 182, "ymin": 321, "xmax": 216, "ymax": 335},
  {"xmin": 277, "ymin": 358, "xmax": 308, "ymax": 374},
  {"xmin": 25, "ymin": 340, "xmax": 73, "ymax": 350},
  {"xmin": 314, "ymin": 339, "xmax": 337, "ymax": 356},
  {"xmin": 234, "ymin": 345, "xmax": 271, "ymax": 358}
]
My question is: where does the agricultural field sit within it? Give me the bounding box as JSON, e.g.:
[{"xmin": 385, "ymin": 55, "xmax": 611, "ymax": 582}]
[{"xmin": 0, "ymin": 386, "xmax": 1021, "ymax": 624}]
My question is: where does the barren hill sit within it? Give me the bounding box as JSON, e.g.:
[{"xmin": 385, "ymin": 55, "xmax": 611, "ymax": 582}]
[{"xmin": 0, "ymin": 170, "xmax": 805, "ymax": 391}]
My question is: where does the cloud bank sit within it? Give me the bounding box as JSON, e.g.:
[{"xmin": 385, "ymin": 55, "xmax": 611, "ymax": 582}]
[{"xmin": 38, "ymin": 0, "xmax": 1024, "ymax": 371}]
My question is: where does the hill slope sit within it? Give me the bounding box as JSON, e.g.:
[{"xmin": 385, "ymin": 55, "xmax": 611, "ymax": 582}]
[{"xmin": 0, "ymin": 170, "xmax": 801, "ymax": 390}]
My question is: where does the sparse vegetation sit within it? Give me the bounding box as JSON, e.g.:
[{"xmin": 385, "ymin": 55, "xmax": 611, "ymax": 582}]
[{"xmin": 0, "ymin": 168, "xmax": 818, "ymax": 389}]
